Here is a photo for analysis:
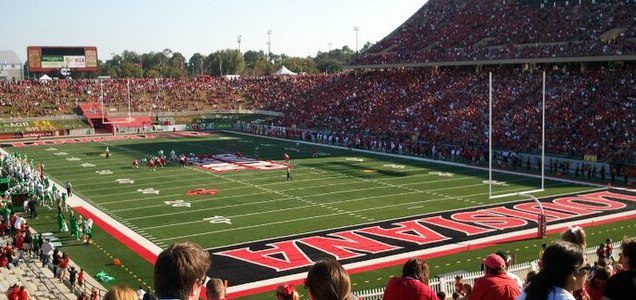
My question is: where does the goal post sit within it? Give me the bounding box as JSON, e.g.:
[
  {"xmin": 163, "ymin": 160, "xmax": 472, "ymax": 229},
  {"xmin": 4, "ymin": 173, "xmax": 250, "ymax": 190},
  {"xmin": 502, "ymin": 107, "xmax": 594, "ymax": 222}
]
[
  {"xmin": 488, "ymin": 71, "xmax": 547, "ymax": 238},
  {"xmin": 100, "ymin": 79, "xmax": 134, "ymax": 125}
]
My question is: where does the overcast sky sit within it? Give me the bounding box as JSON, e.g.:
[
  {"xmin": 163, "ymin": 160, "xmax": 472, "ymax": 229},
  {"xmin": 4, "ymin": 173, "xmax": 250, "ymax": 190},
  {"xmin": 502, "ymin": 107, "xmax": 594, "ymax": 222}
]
[{"xmin": 3, "ymin": 0, "xmax": 426, "ymax": 62}]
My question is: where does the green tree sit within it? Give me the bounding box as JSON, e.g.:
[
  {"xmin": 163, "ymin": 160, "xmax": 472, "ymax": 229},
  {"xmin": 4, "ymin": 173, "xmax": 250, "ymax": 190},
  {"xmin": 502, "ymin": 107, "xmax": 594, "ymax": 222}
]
[
  {"xmin": 314, "ymin": 46, "xmax": 356, "ymax": 73},
  {"xmin": 204, "ymin": 49, "xmax": 245, "ymax": 76},
  {"xmin": 243, "ymin": 50, "xmax": 268, "ymax": 69},
  {"xmin": 120, "ymin": 62, "xmax": 144, "ymax": 78},
  {"xmin": 167, "ymin": 52, "xmax": 187, "ymax": 78},
  {"xmin": 281, "ymin": 56, "xmax": 318, "ymax": 74},
  {"xmin": 188, "ymin": 53, "xmax": 206, "ymax": 76}
]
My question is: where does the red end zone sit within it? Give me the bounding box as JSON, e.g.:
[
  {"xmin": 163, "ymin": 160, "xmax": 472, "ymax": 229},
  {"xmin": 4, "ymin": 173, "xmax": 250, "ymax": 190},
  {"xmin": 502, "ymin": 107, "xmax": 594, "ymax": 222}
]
[{"xmin": 74, "ymin": 206, "xmax": 158, "ymax": 265}]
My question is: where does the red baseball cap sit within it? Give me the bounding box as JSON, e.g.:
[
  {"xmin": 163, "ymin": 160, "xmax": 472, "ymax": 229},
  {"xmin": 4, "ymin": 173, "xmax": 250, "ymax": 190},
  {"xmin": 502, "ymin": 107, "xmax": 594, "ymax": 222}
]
[{"xmin": 483, "ymin": 254, "xmax": 506, "ymax": 269}]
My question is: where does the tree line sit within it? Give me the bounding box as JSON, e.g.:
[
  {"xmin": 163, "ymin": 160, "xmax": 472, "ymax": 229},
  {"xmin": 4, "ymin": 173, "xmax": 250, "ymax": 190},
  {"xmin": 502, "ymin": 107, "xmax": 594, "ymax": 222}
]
[{"xmin": 92, "ymin": 43, "xmax": 372, "ymax": 79}]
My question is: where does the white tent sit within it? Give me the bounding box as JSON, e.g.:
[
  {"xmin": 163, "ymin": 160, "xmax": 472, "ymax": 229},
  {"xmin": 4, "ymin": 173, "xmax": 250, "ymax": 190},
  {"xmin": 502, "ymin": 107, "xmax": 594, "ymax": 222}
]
[
  {"xmin": 275, "ymin": 66, "xmax": 297, "ymax": 76},
  {"xmin": 38, "ymin": 74, "xmax": 52, "ymax": 82}
]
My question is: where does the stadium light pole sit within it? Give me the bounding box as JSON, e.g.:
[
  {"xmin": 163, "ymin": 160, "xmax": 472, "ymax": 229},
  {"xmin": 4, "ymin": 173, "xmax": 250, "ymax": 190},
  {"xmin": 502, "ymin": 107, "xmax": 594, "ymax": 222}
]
[
  {"xmin": 238, "ymin": 35, "xmax": 242, "ymax": 53},
  {"xmin": 353, "ymin": 26, "xmax": 360, "ymax": 52},
  {"xmin": 267, "ymin": 30, "xmax": 273, "ymax": 61}
]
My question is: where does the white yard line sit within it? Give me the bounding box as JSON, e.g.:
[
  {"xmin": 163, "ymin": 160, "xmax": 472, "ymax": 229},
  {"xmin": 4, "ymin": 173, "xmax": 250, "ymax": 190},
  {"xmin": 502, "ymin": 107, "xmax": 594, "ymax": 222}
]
[
  {"xmin": 226, "ymin": 130, "xmax": 606, "ymax": 189},
  {"xmin": 154, "ymin": 180, "xmax": 575, "ymax": 242},
  {"xmin": 135, "ymin": 176, "xmax": 537, "ymax": 226}
]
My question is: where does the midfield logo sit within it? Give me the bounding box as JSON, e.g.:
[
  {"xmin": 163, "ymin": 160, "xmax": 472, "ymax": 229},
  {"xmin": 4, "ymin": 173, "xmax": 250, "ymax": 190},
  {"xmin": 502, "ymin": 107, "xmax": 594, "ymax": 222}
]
[
  {"xmin": 186, "ymin": 188, "xmax": 220, "ymax": 196},
  {"xmin": 208, "ymin": 189, "xmax": 636, "ymax": 293},
  {"xmin": 189, "ymin": 154, "xmax": 287, "ymax": 173}
]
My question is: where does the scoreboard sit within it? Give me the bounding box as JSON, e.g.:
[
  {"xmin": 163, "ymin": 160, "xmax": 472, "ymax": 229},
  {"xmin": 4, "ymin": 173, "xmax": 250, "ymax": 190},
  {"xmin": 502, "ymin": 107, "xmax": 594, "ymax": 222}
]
[{"xmin": 27, "ymin": 46, "xmax": 98, "ymax": 72}]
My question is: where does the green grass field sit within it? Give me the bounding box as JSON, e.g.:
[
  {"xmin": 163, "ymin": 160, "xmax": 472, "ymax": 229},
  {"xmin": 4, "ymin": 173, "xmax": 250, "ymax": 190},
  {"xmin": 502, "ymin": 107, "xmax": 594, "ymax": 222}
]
[{"xmin": 5, "ymin": 132, "xmax": 616, "ymax": 299}]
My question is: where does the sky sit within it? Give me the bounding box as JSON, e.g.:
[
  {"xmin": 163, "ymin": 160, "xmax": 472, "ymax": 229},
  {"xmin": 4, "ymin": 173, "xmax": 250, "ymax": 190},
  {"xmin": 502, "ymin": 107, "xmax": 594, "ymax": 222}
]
[{"xmin": 3, "ymin": 0, "xmax": 426, "ymax": 62}]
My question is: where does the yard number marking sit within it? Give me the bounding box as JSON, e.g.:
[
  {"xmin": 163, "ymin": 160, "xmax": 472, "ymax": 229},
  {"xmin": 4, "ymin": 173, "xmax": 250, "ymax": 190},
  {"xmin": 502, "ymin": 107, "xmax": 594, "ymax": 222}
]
[
  {"xmin": 429, "ymin": 171, "xmax": 454, "ymax": 177},
  {"xmin": 115, "ymin": 179, "xmax": 135, "ymax": 184},
  {"xmin": 345, "ymin": 157, "xmax": 365, "ymax": 162},
  {"xmin": 203, "ymin": 216, "xmax": 232, "ymax": 225},
  {"xmin": 137, "ymin": 188, "xmax": 159, "ymax": 195},
  {"xmin": 164, "ymin": 200, "xmax": 191, "ymax": 208}
]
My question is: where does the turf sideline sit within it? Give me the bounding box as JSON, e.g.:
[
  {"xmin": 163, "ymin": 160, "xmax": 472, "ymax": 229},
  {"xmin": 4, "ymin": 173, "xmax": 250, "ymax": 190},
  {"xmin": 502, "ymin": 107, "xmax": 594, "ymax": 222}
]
[{"xmin": 0, "ymin": 148, "xmax": 163, "ymax": 264}]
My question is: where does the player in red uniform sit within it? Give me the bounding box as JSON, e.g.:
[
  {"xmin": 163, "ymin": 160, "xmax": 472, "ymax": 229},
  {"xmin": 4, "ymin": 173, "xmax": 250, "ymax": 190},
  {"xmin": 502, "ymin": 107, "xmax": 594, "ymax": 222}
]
[
  {"xmin": 149, "ymin": 158, "xmax": 156, "ymax": 171},
  {"xmin": 132, "ymin": 159, "xmax": 139, "ymax": 169},
  {"xmin": 312, "ymin": 147, "xmax": 318, "ymax": 158}
]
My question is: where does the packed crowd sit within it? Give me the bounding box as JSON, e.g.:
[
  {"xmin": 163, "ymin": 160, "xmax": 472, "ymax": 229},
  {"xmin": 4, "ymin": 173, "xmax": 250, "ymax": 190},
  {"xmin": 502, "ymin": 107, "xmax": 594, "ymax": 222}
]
[
  {"xmin": 353, "ymin": 0, "xmax": 635, "ymax": 65},
  {"xmin": 0, "ymin": 77, "xmax": 246, "ymax": 118},
  {"xmin": 248, "ymin": 65, "xmax": 635, "ymax": 162},
  {"xmin": 1, "ymin": 63, "xmax": 633, "ymax": 162}
]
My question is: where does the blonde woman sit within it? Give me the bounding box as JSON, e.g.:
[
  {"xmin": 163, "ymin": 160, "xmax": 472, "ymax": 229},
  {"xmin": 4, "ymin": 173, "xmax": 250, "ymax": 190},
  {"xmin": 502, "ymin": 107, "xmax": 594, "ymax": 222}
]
[{"xmin": 103, "ymin": 285, "xmax": 138, "ymax": 300}]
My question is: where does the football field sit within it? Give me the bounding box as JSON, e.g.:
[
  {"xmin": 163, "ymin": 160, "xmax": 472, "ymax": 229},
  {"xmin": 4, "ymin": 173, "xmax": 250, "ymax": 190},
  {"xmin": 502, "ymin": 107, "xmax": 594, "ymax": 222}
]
[{"xmin": 4, "ymin": 131, "xmax": 601, "ymax": 296}]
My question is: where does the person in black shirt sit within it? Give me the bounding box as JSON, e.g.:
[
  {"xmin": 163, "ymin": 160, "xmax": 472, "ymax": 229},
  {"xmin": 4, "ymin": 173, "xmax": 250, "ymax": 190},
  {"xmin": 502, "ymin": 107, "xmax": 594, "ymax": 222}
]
[{"xmin": 603, "ymin": 237, "xmax": 636, "ymax": 300}]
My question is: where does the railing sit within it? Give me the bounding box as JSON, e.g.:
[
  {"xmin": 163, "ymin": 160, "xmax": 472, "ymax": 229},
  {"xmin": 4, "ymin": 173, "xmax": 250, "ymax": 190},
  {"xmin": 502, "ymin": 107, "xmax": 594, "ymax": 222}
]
[
  {"xmin": 106, "ymin": 109, "xmax": 283, "ymax": 118},
  {"xmin": 0, "ymin": 115, "xmax": 85, "ymax": 122},
  {"xmin": 353, "ymin": 242, "xmax": 621, "ymax": 299}
]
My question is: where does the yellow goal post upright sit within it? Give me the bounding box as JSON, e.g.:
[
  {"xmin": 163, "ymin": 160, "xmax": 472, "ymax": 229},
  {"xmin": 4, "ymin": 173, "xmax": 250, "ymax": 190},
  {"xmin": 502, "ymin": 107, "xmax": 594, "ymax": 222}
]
[
  {"xmin": 487, "ymin": 71, "xmax": 547, "ymax": 238},
  {"xmin": 99, "ymin": 78, "xmax": 134, "ymax": 125}
]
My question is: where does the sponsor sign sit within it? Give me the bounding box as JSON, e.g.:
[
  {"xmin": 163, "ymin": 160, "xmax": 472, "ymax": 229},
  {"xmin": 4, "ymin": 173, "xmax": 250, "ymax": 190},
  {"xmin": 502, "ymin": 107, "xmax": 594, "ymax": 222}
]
[
  {"xmin": 27, "ymin": 46, "xmax": 98, "ymax": 72},
  {"xmin": 0, "ymin": 120, "xmax": 58, "ymax": 134},
  {"xmin": 208, "ymin": 189, "xmax": 636, "ymax": 295}
]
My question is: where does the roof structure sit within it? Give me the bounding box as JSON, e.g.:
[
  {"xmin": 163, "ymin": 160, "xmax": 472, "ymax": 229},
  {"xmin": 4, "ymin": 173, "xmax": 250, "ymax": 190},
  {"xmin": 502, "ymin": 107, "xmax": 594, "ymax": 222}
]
[{"xmin": 0, "ymin": 50, "xmax": 22, "ymax": 65}]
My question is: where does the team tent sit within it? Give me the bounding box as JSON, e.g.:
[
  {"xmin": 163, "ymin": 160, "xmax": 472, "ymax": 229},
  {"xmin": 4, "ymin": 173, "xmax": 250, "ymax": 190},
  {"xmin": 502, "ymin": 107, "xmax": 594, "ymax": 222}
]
[{"xmin": 274, "ymin": 66, "xmax": 297, "ymax": 76}]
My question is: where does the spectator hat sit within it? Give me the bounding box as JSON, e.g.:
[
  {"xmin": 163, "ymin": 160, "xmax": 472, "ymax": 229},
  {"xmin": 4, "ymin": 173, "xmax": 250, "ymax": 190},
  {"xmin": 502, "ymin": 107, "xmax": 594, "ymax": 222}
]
[{"xmin": 483, "ymin": 254, "xmax": 506, "ymax": 269}]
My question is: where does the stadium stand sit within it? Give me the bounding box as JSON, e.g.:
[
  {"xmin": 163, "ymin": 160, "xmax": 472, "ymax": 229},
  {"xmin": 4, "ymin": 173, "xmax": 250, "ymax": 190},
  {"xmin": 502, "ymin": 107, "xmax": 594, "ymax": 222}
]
[
  {"xmin": 0, "ymin": 234, "xmax": 106, "ymax": 300},
  {"xmin": 353, "ymin": 0, "xmax": 635, "ymax": 65},
  {"xmin": 1, "ymin": 63, "xmax": 634, "ymax": 163}
]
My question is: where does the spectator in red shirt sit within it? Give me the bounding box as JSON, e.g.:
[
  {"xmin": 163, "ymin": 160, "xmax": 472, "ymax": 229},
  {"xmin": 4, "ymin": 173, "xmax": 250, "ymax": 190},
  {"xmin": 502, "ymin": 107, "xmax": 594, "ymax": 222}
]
[
  {"xmin": 602, "ymin": 237, "xmax": 636, "ymax": 300},
  {"xmin": 17, "ymin": 286, "xmax": 28, "ymax": 300},
  {"xmin": 585, "ymin": 266, "xmax": 610, "ymax": 300},
  {"xmin": 275, "ymin": 283, "xmax": 298, "ymax": 300},
  {"xmin": 454, "ymin": 276, "xmax": 464, "ymax": 294},
  {"xmin": 58, "ymin": 252, "xmax": 70, "ymax": 282},
  {"xmin": 604, "ymin": 239, "xmax": 614, "ymax": 261},
  {"xmin": 468, "ymin": 254, "xmax": 520, "ymax": 300},
  {"xmin": 6, "ymin": 283, "xmax": 20, "ymax": 300},
  {"xmin": 383, "ymin": 258, "xmax": 437, "ymax": 300}
]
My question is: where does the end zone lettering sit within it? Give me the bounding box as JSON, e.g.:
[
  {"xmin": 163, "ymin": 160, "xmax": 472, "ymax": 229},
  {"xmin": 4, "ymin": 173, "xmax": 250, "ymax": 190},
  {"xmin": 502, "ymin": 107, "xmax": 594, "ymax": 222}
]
[{"xmin": 209, "ymin": 189, "xmax": 636, "ymax": 289}]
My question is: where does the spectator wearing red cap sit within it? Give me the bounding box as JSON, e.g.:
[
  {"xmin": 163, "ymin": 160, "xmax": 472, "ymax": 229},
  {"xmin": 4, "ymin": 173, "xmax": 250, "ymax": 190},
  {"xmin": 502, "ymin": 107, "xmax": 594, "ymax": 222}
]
[
  {"xmin": 383, "ymin": 258, "xmax": 438, "ymax": 300},
  {"xmin": 468, "ymin": 254, "xmax": 520, "ymax": 300}
]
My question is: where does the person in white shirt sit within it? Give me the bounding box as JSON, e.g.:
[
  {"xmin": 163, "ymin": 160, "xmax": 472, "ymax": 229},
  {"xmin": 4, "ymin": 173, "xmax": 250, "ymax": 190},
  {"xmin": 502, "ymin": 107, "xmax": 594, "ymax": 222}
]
[
  {"xmin": 13, "ymin": 214, "xmax": 26, "ymax": 232},
  {"xmin": 516, "ymin": 241, "xmax": 588, "ymax": 300}
]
